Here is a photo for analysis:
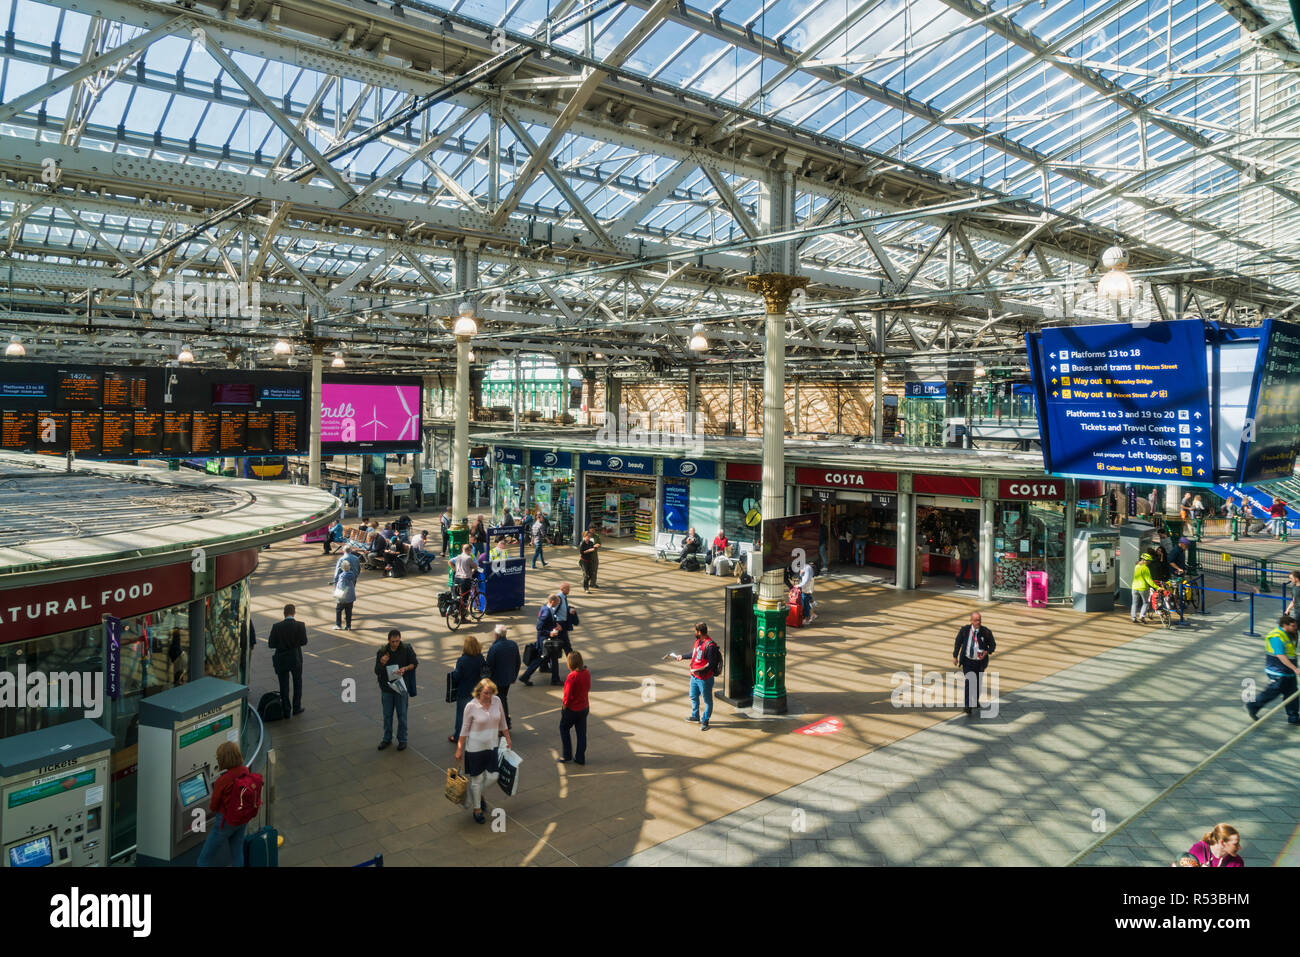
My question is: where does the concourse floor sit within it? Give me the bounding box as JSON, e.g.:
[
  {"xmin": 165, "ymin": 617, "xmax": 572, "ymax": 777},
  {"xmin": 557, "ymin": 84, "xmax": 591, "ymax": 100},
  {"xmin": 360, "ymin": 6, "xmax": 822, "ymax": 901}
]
[{"xmin": 247, "ymin": 530, "xmax": 1292, "ymax": 866}]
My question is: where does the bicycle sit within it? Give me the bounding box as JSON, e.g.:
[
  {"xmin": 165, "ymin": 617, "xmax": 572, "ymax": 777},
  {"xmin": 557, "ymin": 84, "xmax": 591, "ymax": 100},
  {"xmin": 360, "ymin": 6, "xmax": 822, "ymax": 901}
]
[
  {"xmin": 1170, "ymin": 575, "xmax": 1198, "ymax": 613},
  {"xmin": 1150, "ymin": 583, "xmax": 1175, "ymax": 629},
  {"xmin": 445, "ymin": 577, "xmax": 485, "ymax": 631}
]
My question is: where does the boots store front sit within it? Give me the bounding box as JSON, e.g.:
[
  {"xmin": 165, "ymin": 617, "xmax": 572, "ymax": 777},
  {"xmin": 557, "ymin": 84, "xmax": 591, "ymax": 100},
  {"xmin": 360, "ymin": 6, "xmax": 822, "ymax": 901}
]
[{"xmin": 0, "ymin": 454, "xmax": 336, "ymax": 862}]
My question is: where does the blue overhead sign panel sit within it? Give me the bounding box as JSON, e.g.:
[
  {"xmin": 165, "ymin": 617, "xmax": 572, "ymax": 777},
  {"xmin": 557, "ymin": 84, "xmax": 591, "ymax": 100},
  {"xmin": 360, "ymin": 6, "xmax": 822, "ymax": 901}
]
[
  {"xmin": 662, "ymin": 457, "xmax": 716, "ymax": 480},
  {"xmin": 578, "ymin": 452, "xmax": 654, "ymax": 475},
  {"xmin": 532, "ymin": 449, "xmax": 572, "ymax": 470},
  {"xmin": 1028, "ymin": 319, "xmax": 1213, "ymax": 485},
  {"xmin": 1238, "ymin": 319, "xmax": 1300, "ymax": 484},
  {"xmin": 492, "ymin": 446, "xmax": 525, "ymax": 465},
  {"xmin": 904, "ymin": 381, "xmax": 946, "ymax": 397}
]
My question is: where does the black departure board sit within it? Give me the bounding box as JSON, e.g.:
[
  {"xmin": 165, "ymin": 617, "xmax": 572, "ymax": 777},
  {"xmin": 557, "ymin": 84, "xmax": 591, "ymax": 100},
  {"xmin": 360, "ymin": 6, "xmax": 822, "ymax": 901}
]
[
  {"xmin": 33, "ymin": 410, "xmax": 69, "ymax": 453},
  {"xmin": 0, "ymin": 363, "xmax": 309, "ymax": 460},
  {"xmin": 133, "ymin": 411, "xmax": 163, "ymax": 456},
  {"xmin": 245, "ymin": 410, "xmax": 272, "ymax": 454},
  {"xmin": 191, "ymin": 410, "xmax": 220, "ymax": 456},
  {"xmin": 272, "ymin": 411, "xmax": 299, "ymax": 453},
  {"xmin": 162, "ymin": 411, "xmax": 192, "ymax": 456},
  {"xmin": 100, "ymin": 410, "xmax": 133, "ymax": 457},
  {"xmin": 1, "ymin": 410, "xmax": 35, "ymax": 451},
  {"xmin": 56, "ymin": 370, "xmax": 102, "ymax": 409},
  {"xmin": 70, "ymin": 410, "xmax": 102, "ymax": 455},
  {"xmin": 103, "ymin": 372, "xmax": 148, "ymax": 409},
  {"xmin": 218, "ymin": 410, "xmax": 246, "ymax": 456}
]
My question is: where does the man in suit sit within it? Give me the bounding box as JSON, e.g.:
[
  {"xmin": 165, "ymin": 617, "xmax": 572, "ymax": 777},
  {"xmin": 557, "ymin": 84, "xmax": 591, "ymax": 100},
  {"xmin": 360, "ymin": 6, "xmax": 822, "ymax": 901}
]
[
  {"xmin": 485, "ymin": 624, "xmax": 522, "ymax": 729},
  {"xmin": 520, "ymin": 594, "xmax": 564, "ymax": 686},
  {"xmin": 952, "ymin": 611, "xmax": 996, "ymax": 717},
  {"xmin": 268, "ymin": 603, "xmax": 308, "ymax": 717}
]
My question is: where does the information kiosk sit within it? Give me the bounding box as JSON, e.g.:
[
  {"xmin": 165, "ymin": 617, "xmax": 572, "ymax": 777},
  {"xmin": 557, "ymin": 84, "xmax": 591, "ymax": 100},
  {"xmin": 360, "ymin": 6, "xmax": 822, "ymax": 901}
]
[
  {"xmin": 1072, "ymin": 530, "xmax": 1118, "ymax": 612},
  {"xmin": 484, "ymin": 525, "xmax": 527, "ymax": 613},
  {"xmin": 0, "ymin": 720, "xmax": 113, "ymax": 867},
  {"xmin": 136, "ymin": 677, "xmax": 246, "ymax": 866}
]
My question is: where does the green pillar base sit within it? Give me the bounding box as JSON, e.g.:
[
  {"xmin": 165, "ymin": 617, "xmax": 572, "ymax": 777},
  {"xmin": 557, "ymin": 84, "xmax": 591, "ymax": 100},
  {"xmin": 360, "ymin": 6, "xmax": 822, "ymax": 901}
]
[
  {"xmin": 447, "ymin": 525, "xmax": 469, "ymax": 588},
  {"xmin": 752, "ymin": 603, "xmax": 788, "ymax": 715}
]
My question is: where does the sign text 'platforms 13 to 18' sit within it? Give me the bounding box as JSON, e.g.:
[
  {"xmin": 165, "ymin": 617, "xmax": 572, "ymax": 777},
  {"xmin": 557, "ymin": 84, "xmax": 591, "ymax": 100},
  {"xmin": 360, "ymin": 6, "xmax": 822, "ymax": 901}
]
[{"xmin": 1027, "ymin": 319, "xmax": 1213, "ymax": 485}]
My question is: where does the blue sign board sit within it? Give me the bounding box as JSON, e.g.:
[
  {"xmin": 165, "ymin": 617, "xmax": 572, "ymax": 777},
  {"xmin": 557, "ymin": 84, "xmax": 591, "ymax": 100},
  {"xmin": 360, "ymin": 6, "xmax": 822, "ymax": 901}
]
[
  {"xmin": 483, "ymin": 527, "xmax": 526, "ymax": 612},
  {"xmin": 662, "ymin": 481, "xmax": 690, "ymax": 532},
  {"xmin": 1238, "ymin": 319, "xmax": 1300, "ymax": 483},
  {"xmin": 905, "ymin": 381, "xmax": 946, "ymax": 398},
  {"xmin": 662, "ymin": 457, "xmax": 716, "ymax": 480},
  {"xmin": 532, "ymin": 449, "xmax": 572, "ymax": 470},
  {"xmin": 258, "ymin": 385, "xmax": 303, "ymax": 402},
  {"xmin": 0, "ymin": 381, "xmax": 47, "ymax": 399},
  {"xmin": 493, "ymin": 446, "xmax": 525, "ymax": 465},
  {"xmin": 578, "ymin": 452, "xmax": 654, "ymax": 475},
  {"xmin": 1028, "ymin": 319, "xmax": 1213, "ymax": 484}
]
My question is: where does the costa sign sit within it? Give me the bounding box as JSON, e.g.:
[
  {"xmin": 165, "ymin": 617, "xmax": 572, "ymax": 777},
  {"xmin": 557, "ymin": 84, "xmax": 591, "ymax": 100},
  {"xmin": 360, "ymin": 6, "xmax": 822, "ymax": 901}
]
[
  {"xmin": 998, "ymin": 479, "xmax": 1065, "ymax": 500},
  {"xmin": 0, "ymin": 562, "xmax": 191, "ymax": 644},
  {"xmin": 794, "ymin": 467, "xmax": 897, "ymax": 491}
]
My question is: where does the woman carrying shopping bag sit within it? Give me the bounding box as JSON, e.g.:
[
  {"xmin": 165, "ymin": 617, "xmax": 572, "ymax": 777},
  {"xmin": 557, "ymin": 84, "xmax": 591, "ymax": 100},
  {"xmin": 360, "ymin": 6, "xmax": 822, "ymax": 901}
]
[{"xmin": 455, "ymin": 679, "xmax": 511, "ymax": 824}]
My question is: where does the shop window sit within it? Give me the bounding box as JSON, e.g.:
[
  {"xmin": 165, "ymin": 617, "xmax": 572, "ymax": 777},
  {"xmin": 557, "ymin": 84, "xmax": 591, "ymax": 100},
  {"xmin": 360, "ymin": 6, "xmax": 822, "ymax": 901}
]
[
  {"xmin": 0, "ymin": 629, "xmax": 102, "ymax": 739},
  {"xmin": 723, "ymin": 482, "xmax": 761, "ymax": 544},
  {"xmin": 993, "ymin": 502, "xmax": 1068, "ymax": 600}
]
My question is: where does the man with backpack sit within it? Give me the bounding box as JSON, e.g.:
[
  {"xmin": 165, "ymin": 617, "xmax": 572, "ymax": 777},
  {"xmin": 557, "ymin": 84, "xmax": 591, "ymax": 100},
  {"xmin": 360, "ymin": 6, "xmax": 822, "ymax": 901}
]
[
  {"xmin": 670, "ymin": 621, "xmax": 723, "ymax": 731},
  {"xmin": 267, "ymin": 603, "xmax": 307, "ymax": 717},
  {"xmin": 196, "ymin": 741, "xmax": 262, "ymax": 867}
]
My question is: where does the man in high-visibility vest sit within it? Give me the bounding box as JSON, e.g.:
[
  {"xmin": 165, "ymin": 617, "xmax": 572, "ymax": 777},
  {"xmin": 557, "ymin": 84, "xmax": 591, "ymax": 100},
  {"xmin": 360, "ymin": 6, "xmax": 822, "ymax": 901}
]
[{"xmin": 1247, "ymin": 615, "xmax": 1300, "ymax": 725}]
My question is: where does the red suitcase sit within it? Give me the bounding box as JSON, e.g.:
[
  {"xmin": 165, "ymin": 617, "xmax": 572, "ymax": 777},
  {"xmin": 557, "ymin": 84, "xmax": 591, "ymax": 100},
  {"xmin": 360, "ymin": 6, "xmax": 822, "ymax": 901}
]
[{"xmin": 786, "ymin": 586, "xmax": 803, "ymax": 628}]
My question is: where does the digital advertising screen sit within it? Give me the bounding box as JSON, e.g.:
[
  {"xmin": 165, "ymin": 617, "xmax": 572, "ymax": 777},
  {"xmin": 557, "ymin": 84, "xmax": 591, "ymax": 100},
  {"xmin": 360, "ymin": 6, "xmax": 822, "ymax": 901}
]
[
  {"xmin": 320, "ymin": 378, "xmax": 422, "ymax": 453},
  {"xmin": 1238, "ymin": 319, "xmax": 1300, "ymax": 484},
  {"xmin": 212, "ymin": 383, "xmax": 256, "ymax": 406},
  {"xmin": 761, "ymin": 513, "xmax": 821, "ymax": 574}
]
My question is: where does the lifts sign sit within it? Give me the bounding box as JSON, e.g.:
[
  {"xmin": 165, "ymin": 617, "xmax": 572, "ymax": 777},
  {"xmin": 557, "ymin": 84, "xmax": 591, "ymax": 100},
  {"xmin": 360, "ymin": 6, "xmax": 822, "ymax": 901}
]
[
  {"xmin": 998, "ymin": 479, "xmax": 1066, "ymax": 501},
  {"xmin": 0, "ymin": 564, "xmax": 191, "ymax": 644}
]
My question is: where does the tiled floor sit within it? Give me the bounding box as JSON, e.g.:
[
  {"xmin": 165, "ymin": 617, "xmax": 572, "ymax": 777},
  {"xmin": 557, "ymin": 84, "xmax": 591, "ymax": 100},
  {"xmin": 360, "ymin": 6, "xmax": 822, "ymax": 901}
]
[{"xmin": 249, "ymin": 527, "xmax": 1296, "ymax": 866}]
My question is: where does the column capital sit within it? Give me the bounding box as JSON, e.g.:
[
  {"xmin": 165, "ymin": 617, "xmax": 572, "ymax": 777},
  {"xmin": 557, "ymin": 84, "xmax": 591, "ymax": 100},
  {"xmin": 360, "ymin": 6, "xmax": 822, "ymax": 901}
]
[{"xmin": 745, "ymin": 273, "xmax": 807, "ymax": 315}]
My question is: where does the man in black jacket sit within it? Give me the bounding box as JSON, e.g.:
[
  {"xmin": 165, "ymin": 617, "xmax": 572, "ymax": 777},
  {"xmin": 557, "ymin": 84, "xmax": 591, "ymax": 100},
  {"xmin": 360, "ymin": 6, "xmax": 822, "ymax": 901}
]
[
  {"xmin": 375, "ymin": 629, "xmax": 417, "ymax": 751},
  {"xmin": 485, "ymin": 624, "xmax": 522, "ymax": 729},
  {"xmin": 267, "ymin": 604, "xmax": 308, "ymax": 717},
  {"xmin": 677, "ymin": 527, "xmax": 704, "ymax": 567},
  {"xmin": 952, "ymin": 611, "xmax": 996, "ymax": 717}
]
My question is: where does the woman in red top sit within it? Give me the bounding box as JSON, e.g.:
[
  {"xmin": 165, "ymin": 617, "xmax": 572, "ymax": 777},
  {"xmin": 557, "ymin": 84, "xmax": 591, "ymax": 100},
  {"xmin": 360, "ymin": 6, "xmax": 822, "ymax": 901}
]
[
  {"xmin": 197, "ymin": 741, "xmax": 249, "ymax": 867},
  {"xmin": 559, "ymin": 651, "xmax": 591, "ymax": 765},
  {"xmin": 1186, "ymin": 823, "xmax": 1244, "ymax": 867}
]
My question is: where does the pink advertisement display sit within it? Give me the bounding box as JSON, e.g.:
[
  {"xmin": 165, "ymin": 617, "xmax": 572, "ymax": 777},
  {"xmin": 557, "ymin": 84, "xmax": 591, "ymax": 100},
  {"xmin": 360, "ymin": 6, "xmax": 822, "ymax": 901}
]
[{"xmin": 320, "ymin": 381, "xmax": 422, "ymax": 449}]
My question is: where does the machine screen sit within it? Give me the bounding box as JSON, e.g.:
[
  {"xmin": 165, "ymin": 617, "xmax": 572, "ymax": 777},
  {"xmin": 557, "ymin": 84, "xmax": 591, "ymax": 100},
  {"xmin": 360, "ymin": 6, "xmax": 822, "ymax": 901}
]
[
  {"xmin": 8, "ymin": 836, "xmax": 53, "ymax": 867},
  {"xmin": 177, "ymin": 771, "xmax": 209, "ymax": 809}
]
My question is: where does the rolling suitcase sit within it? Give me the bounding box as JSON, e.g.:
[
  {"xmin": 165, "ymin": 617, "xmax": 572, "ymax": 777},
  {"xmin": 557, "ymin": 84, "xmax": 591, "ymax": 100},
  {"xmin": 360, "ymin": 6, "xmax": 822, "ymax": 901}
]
[
  {"xmin": 244, "ymin": 826, "xmax": 279, "ymax": 867},
  {"xmin": 786, "ymin": 587, "xmax": 803, "ymax": 628}
]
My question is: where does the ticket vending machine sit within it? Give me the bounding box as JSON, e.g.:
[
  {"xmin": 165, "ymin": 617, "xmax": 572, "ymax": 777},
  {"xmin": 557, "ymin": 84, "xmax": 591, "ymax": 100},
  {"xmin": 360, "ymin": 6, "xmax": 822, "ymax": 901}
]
[
  {"xmin": 1117, "ymin": 524, "xmax": 1162, "ymax": 607},
  {"xmin": 0, "ymin": 720, "xmax": 113, "ymax": 868},
  {"xmin": 1072, "ymin": 530, "xmax": 1119, "ymax": 612},
  {"xmin": 136, "ymin": 677, "xmax": 246, "ymax": 866}
]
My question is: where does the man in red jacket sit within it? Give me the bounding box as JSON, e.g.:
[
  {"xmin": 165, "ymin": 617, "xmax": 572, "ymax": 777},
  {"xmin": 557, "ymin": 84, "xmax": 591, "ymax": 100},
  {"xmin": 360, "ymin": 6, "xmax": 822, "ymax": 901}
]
[{"xmin": 671, "ymin": 621, "xmax": 722, "ymax": 731}]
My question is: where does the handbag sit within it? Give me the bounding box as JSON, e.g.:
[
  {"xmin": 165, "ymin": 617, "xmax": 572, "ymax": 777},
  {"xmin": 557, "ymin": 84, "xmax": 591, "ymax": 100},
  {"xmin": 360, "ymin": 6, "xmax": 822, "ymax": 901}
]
[
  {"xmin": 496, "ymin": 739, "xmax": 523, "ymax": 797},
  {"xmin": 406, "ymin": 667, "xmax": 417, "ymax": 698},
  {"xmin": 444, "ymin": 767, "xmax": 468, "ymax": 805},
  {"xmin": 332, "ymin": 586, "xmax": 346, "ymax": 601},
  {"xmin": 568, "ymin": 608, "xmax": 580, "ymax": 627},
  {"xmin": 542, "ymin": 637, "xmax": 565, "ymax": 659},
  {"xmin": 445, "ymin": 671, "xmax": 457, "ymax": 704}
]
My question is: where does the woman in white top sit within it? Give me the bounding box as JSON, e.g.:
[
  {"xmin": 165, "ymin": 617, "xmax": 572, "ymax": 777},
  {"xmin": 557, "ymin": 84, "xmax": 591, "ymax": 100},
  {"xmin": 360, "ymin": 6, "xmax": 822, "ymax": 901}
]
[{"xmin": 455, "ymin": 679, "xmax": 511, "ymax": 824}]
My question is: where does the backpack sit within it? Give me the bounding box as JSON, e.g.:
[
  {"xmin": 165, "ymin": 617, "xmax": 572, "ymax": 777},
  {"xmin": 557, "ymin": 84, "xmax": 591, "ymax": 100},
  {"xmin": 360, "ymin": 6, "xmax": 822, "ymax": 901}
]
[
  {"xmin": 221, "ymin": 769, "xmax": 264, "ymax": 827},
  {"xmin": 706, "ymin": 640, "xmax": 723, "ymax": 679},
  {"xmin": 256, "ymin": 691, "xmax": 285, "ymax": 722}
]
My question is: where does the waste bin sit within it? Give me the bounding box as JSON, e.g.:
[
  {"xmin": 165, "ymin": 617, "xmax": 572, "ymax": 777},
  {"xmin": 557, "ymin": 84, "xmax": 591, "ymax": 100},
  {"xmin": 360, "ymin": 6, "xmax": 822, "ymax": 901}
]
[{"xmin": 1026, "ymin": 570, "xmax": 1048, "ymax": 607}]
